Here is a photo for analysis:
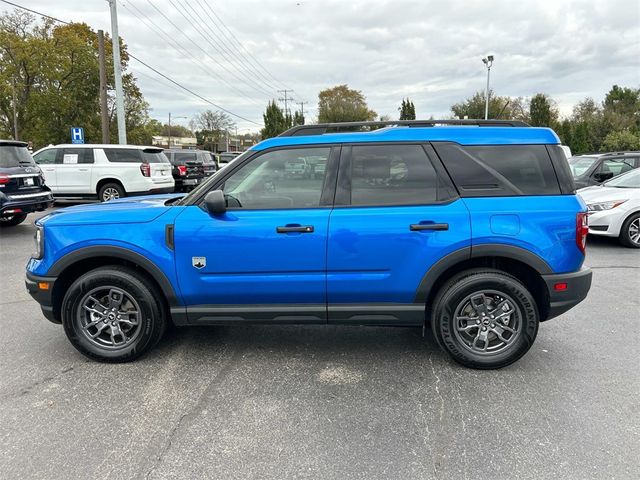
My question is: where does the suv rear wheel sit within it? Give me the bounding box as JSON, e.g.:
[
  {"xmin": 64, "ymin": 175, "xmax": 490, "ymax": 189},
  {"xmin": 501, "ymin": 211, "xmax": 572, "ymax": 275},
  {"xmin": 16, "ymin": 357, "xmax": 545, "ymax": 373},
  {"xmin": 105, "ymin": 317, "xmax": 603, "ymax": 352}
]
[
  {"xmin": 0, "ymin": 212, "xmax": 28, "ymax": 227},
  {"xmin": 619, "ymin": 212, "xmax": 640, "ymax": 248},
  {"xmin": 98, "ymin": 182, "xmax": 125, "ymax": 202},
  {"xmin": 431, "ymin": 269, "xmax": 539, "ymax": 369},
  {"xmin": 61, "ymin": 266, "xmax": 167, "ymax": 362}
]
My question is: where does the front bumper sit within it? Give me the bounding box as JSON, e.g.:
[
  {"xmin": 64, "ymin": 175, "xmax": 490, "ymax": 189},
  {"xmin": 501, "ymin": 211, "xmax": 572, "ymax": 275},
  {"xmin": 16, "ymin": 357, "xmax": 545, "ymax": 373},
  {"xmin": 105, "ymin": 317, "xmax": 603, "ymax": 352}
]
[
  {"xmin": 542, "ymin": 266, "xmax": 593, "ymax": 321},
  {"xmin": 25, "ymin": 271, "xmax": 59, "ymax": 324}
]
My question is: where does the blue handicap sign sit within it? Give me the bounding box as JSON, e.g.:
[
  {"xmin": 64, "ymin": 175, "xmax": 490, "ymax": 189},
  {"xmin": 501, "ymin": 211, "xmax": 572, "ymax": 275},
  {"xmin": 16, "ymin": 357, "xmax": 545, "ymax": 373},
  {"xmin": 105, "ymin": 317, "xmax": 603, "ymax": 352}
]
[{"xmin": 71, "ymin": 127, "xmax": 84, "ymax": 144}]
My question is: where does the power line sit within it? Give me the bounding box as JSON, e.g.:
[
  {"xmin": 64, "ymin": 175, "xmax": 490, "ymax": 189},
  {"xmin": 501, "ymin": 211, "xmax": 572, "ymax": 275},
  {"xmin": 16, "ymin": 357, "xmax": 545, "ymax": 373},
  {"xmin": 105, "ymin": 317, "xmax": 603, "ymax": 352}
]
[
  {"xmin": 199, "ymin": 1, "xmax": 292, "ymax": 92},
  {"xmin": 192, "ymin": 0, "xmax": 279, "ymax": 92},
  {"xmin": 180, "ymin": 0, "xmax": 279, "ymax": 95},
  {"xmin": 0, "ymin": 0, "xmax": 263, "ymax": 125},
  {"xmin": 121, "ymin": 1, "xmax": 263, "ymax": 107}
]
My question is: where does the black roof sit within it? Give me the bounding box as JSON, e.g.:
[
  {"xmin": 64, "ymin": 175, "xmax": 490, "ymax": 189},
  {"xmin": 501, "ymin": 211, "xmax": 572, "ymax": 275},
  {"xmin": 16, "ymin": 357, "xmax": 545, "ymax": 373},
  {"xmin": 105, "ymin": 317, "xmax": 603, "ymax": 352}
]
[{"xmin": 0, "ymin": 140, "xmax": 28, "ymax": 147}]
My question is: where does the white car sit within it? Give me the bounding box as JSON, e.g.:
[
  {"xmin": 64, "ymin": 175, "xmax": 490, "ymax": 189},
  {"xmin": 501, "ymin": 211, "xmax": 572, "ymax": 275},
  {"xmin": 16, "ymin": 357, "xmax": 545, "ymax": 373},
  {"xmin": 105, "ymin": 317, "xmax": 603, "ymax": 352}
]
[
  {"xmin": 578, "ymin": 168, "xmax": 640, "ymax": 248},
  {"xmin": 32, "ymin": 144, "xmax": 175, "ymax": 202}
]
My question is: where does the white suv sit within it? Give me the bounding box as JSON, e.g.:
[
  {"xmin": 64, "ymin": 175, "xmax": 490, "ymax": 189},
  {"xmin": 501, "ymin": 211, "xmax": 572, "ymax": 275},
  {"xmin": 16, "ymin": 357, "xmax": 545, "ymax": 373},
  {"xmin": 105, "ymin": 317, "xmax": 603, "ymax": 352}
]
[{"xmin": 32, "ymin": 144, "xmax": 175, "ymax": 201}]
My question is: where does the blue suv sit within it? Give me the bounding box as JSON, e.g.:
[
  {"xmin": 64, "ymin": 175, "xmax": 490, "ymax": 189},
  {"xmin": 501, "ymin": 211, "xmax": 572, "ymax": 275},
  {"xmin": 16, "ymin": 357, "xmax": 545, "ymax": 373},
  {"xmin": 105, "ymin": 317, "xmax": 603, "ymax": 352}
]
[{"xmin": 25, "ymin": 120, "xmax": 592, "ymax": 369}]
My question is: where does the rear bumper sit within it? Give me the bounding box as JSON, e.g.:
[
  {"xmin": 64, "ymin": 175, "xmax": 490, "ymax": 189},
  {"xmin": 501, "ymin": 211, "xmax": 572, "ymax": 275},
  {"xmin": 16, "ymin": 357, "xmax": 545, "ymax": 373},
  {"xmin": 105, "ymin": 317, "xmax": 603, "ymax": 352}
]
[
  {"xmin": 542, "ymin": 266, "xmax": 592, "ymax": 321},
  {"xmin": 25, "ymin": 271, "xmax": 59, "ymax": 324},
  {"xmin": 0, "ymin": 191, "xmax": 54, "ymax": 215}
]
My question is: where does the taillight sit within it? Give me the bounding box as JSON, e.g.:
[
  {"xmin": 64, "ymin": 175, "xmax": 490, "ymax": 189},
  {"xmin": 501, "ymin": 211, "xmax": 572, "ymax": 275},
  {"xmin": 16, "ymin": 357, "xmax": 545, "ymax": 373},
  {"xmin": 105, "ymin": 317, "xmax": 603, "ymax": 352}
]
[
  {"xmin": 140, "ymin": 162, "xmax": 151, "ymax": 177},
  {"xmin": 177, "ymin": 165, "xmax": 187, "ymax": 176},
  {"xmin": 0, "ymin": 174, "xmax": 10, "ymax": 184},
  {"xmin": 576, "ymin": 212, "xmax": 588, "ymax": 254}
]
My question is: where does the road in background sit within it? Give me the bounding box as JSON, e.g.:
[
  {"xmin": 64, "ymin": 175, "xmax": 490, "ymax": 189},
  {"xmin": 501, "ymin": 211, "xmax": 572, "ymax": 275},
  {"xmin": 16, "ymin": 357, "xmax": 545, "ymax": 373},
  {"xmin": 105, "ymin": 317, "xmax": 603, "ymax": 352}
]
[{"xmin": 1, "ymin": 210, "xmax": 638, "ymax": 480}]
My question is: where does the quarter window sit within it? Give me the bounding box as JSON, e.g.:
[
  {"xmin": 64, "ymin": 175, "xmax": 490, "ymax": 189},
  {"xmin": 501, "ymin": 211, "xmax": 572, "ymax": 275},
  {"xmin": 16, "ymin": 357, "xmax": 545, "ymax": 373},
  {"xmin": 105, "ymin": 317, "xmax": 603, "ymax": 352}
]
[
  {"xmin": 349, "ymin": 145, "xmax": 439, "ymax": 206},
  {"xmin": 222, "ymin": 147, "xmax": 330, "ymax": 209}
]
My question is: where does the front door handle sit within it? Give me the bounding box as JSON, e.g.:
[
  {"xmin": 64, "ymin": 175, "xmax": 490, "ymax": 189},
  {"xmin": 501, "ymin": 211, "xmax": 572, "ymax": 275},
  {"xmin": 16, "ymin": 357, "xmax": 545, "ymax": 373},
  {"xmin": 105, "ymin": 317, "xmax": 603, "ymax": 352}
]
[
  {"xmin": 410, "ymin": 223, "xmax": 449, "ymax": 231},
  {"xmin": 276, "ymin": 225, "xmax": 314, "ymax": 233}
]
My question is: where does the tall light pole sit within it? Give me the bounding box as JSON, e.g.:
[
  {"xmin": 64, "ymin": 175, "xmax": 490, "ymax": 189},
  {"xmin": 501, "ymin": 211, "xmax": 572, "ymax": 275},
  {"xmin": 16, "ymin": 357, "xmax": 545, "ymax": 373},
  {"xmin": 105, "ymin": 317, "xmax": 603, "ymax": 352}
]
[
  {"xmin": 108, "ymin": 0, "xmax": 127, "ymax": 144},
  {"xmin": 167, "ymin": 113, "xmax": 187, "ymax": 149},
  {"xmin": 482, "ymin": 55, "xmax": 494, "ymax": 120}
]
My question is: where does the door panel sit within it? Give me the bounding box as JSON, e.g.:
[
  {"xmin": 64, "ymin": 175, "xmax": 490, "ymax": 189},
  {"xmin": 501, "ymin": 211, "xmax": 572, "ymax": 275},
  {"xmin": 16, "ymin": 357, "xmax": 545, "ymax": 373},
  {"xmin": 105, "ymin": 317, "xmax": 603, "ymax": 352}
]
[
  {"xmin": 55, "ymin": 148, "xmax": 93, "ymax": 194},
  {"xmin": 326, "ymin": 143, "xmax": 470, "ymax": 322},
  {"xmin": 174, "ymin": 207, "xmax": 330, "ymax": 307},
  {"xmin": 327, "ymin": 202, "xmax": 471, "ymax": 305}
]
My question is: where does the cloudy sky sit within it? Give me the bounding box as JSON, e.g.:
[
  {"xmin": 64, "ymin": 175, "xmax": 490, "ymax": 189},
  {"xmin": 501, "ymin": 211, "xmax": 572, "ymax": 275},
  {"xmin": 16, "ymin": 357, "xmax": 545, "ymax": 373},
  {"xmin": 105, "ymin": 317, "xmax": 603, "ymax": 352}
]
[{"xmin": 14, "ymin": 0, "xmax": 640, "ymax": 131}]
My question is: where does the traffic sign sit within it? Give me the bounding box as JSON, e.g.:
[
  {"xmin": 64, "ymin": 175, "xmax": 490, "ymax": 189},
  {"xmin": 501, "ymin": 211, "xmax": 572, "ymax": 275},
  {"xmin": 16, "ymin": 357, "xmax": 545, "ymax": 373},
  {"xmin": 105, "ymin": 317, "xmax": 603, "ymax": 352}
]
[{"xmin": 71, "ymin": 127, "xmax": 85, "ymax": 144}]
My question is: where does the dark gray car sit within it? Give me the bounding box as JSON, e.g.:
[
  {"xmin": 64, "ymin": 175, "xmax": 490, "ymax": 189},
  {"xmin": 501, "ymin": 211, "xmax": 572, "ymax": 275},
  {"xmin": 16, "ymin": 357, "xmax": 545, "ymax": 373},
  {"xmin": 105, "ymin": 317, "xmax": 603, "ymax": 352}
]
[{"xmin": 570, "ymin": 151, "xmax": 640, "ymax": 189}]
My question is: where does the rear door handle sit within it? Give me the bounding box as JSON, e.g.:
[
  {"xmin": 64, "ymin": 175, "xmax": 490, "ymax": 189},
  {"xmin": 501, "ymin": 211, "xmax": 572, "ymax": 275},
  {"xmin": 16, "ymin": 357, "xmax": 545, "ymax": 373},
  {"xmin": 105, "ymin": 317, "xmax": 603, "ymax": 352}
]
[
  {"xmin": 276, "ymin": 225, "xmax": 314, "ymax": 233},
  {"xmin": 410, "ymin": 223, "xmax": 449, "ymax": 231}
]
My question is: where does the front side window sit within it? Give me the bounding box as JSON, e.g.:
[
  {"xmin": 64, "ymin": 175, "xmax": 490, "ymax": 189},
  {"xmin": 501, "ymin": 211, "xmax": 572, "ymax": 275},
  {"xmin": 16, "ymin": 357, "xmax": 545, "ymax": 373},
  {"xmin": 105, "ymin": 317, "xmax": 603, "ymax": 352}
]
[
  {"xmin": 222, "ymin": 147, "xmax": 330, "ymax": 209},
  {"xmin": 33, "ymin": 149, "xmax": 57, "ymax": 165},
  {"xmin": 349, "ymin": 144, "xmax": 439, "ymax": 206},
  {"xmin": 597, "ymin": 158, "xmax": 635, "ymax": 178}
]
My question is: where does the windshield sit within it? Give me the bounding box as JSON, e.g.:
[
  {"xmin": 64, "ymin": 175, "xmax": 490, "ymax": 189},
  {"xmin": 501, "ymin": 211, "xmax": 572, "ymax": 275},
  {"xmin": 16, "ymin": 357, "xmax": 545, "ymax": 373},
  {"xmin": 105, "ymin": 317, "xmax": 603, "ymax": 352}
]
[
  {"xmin": 604, "ymin": 168, "xmax": 640, "ymax": 188},
  {"xmin": 0, "ymin": 145, "xmax": 36, "ymax": 168},
  {"xmin": 175, "ymin": 149, "xmax": 253, "ymax": 205},
  {"xmin": 568, "ymin": 156, "xmax": 597, "ymax": 177},
  {"xmin": 141, "ymin": 151, "xmax": 170, "ymax": 163}
]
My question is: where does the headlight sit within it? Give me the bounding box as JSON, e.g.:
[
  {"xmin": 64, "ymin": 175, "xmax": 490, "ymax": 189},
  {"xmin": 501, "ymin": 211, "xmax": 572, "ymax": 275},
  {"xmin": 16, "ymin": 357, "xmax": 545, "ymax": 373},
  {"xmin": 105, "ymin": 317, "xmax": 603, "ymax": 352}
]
[
  {"xmin": 587, "ymin": 200, "xmax": 627, "ymax": 211},
  {"xmin": 33, "ymin": 225, "xmax": 44, "ymax": 259}
]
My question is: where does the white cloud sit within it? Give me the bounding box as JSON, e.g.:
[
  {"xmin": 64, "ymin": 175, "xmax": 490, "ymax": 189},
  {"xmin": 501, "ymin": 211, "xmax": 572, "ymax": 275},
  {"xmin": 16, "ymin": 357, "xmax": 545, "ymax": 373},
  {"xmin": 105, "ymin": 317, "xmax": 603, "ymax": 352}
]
[{"xmin": 15, "ymin": 0, "xmax": 640, "ymax": 130}]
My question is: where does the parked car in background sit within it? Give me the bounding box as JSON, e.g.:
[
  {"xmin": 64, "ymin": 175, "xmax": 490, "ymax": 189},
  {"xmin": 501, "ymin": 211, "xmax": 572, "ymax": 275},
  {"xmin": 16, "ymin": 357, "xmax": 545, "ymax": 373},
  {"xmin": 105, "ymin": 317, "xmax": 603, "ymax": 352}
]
[
  {"xmin": 163, "ymin": 150, "xmax": 210, "ymax": 192},
  {"xmin": 217, "ymin": 151, "xmax": 240, "ymax": 169},
  {"xmin": 578, "ymin": 168, "xmax": 640, "ymax": 248},
  {"xmin": 32, "ymin": 145, "xmax": 174, "ymax": 202},
  {"xmin": 26, "ymin": 119, "xmax": 592, "ymax": 369},
  {"xmin": 570, "ymin": 151, "xmax": 639, "ymax": 189},
  {"xmin": 284, "ymin": 157, "xmax": 311, "ymax": 178},
  {"xmin": 0, "ymin": 140, "xmax": 54, "ymax": 227}
]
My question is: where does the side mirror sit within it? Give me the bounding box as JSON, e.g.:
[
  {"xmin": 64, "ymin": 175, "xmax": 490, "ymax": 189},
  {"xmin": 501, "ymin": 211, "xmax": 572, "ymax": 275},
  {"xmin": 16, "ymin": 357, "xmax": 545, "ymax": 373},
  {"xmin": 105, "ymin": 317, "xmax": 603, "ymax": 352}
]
[
  {"xmin": 594, "ymin": 171, "xmax": 614, "ymax": 182},
  {"xmin": 204, "ymin": 190, "xmax": 226, "ymax": 215}
]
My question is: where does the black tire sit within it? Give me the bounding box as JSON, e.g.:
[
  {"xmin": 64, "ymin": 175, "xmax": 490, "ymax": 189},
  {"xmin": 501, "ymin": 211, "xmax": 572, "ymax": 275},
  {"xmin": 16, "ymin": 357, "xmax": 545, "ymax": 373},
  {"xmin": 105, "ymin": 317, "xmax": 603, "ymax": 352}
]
[
  {"xmin": 98, "ymin": 182, "xmax": 125, "ymax": 202},
  {"xmin": 61, "ymin": 266, "xmax": 167, "ymax": 362},
  {"xmin": 619, "ymin": 212, "xmax": 640, "ymax": 248},
  {"xmin": 431, "ymin": 269, "xmax": 539, "ymax": 369},
  {"xmin": 0, "ymin": 212, "xmax": 28, "ymax": 227}
]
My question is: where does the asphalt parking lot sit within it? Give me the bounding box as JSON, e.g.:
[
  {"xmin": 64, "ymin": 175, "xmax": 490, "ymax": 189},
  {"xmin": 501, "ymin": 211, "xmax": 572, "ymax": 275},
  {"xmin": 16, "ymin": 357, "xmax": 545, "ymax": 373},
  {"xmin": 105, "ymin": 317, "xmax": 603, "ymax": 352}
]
[{"xmin": 0, "ymin": 209, "xmax": 638, "ymax": 480}]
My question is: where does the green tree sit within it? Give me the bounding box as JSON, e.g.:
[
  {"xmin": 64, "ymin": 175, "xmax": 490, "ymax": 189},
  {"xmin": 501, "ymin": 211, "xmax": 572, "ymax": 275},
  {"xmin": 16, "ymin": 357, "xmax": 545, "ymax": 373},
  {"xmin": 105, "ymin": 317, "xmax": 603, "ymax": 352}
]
[
  {"xmin": 317, "ymin": 85, "xmax": 377, "ymax": 123},
  {"xmin": 293, "ymin": 110, "xmax": 304, "ymax": 126},
  {"xmin": 260, "ymin": 100, "xmax": 289, "ymax": 139},
  {"xmin": 529, "ymin": 93, "xmax": 558, "ymax": 127},
  {"xmin": 601, "ymin": 130, "xmax": 640, "ymax": 152},
  {"xmin": 399, "ymin": 98, "xmax": 416, "ymax": 120},
  {"xmin": 191, "ymin": 109, "xmax": 234, "ymax": 151},
  {"xmin": 0, "ymin": 11, "xmax": 156, "ymax": 148},
  {"xmin": 451, "ymin": 90, "xmax": 516, "ymax": 120}
]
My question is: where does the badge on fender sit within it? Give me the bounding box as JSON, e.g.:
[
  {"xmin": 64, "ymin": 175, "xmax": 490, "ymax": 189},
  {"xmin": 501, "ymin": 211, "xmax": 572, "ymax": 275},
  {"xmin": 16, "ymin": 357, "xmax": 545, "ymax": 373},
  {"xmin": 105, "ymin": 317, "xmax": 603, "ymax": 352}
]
[{"xmin": 192, "ymin": 256, "xmax": 206, "ymax": 269}]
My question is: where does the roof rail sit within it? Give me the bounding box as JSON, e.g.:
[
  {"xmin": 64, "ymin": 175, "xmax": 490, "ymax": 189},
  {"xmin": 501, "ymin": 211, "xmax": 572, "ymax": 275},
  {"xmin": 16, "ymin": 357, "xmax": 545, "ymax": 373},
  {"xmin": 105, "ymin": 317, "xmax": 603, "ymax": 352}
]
[
  {"xmin": 279, "ymin": 119, "xmax": 530, "ymax": 137},
  {"xmin": 601, "ymin": 151, "xmax": 639, "ymax": 156}
]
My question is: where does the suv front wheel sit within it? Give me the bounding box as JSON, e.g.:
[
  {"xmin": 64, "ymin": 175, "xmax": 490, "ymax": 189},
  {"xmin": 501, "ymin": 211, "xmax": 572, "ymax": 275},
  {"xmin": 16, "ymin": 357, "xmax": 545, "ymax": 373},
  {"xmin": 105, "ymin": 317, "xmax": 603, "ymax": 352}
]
[
  {"xmin": 431, "ymin": 269, "xmax": 539, "ymax": 369},
  {"xmin": 61, "ymin": 266, "xmax": 167, "ymax": 362}
]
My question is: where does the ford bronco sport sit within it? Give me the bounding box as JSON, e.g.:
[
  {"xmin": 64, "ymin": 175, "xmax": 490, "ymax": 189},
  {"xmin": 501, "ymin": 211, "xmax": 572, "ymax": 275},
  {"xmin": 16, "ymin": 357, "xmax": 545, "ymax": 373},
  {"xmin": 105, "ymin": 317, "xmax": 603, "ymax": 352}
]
[{"xmin": 25, "ymin": 120, "xmax": 592, "ymax": 369}]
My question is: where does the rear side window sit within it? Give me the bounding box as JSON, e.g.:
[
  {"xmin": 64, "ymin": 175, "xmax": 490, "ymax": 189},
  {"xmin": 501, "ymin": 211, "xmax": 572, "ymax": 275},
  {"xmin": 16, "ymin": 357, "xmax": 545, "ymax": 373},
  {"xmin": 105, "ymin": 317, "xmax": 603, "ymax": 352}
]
[
  {"xmin": 433, "ymin": 143, "xmax": 561, "ymax": 196},
  {"xmin": 0, "ymin": 145, "xmax": 35, "ymax": 167},
  {"xmin": 104, "ymin": 149, "xmax": 142, "ymax": 163},
  {"xmin": 348, "ymin": 145, "xmax": 441, "ymax": 206}
]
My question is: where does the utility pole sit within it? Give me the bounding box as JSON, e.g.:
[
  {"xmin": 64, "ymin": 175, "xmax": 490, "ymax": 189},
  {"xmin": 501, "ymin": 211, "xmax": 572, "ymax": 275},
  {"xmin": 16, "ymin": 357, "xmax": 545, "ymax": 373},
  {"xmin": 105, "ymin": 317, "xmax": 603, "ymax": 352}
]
[
  {"xmin": 97, "ymin": 30, "xmax": 110, "ymax": 143},
  {"xmin": 297, "ymin": 101, "xmax": 307, "ymax": 124},
  {"xmin": 11, "ymin": 79, "xmax": 18, "ymax": 140},
  {"xmin": 482, "ymin": 55, "xmax": 494, "ymax": 120},
  {"xmin": 168, "ymin": 113, "xmax": 187, "ymax": 149},
  {"xmin": 235, "ymin": 126, "xmax": 238, "ymax": 151},
  {"xmin": 278, "ymin": 89, "xmax": 294, "ymax": 118},
  {"xmin": 109, "ymin": 0, "xmax": 127, "ymax": 144}
]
